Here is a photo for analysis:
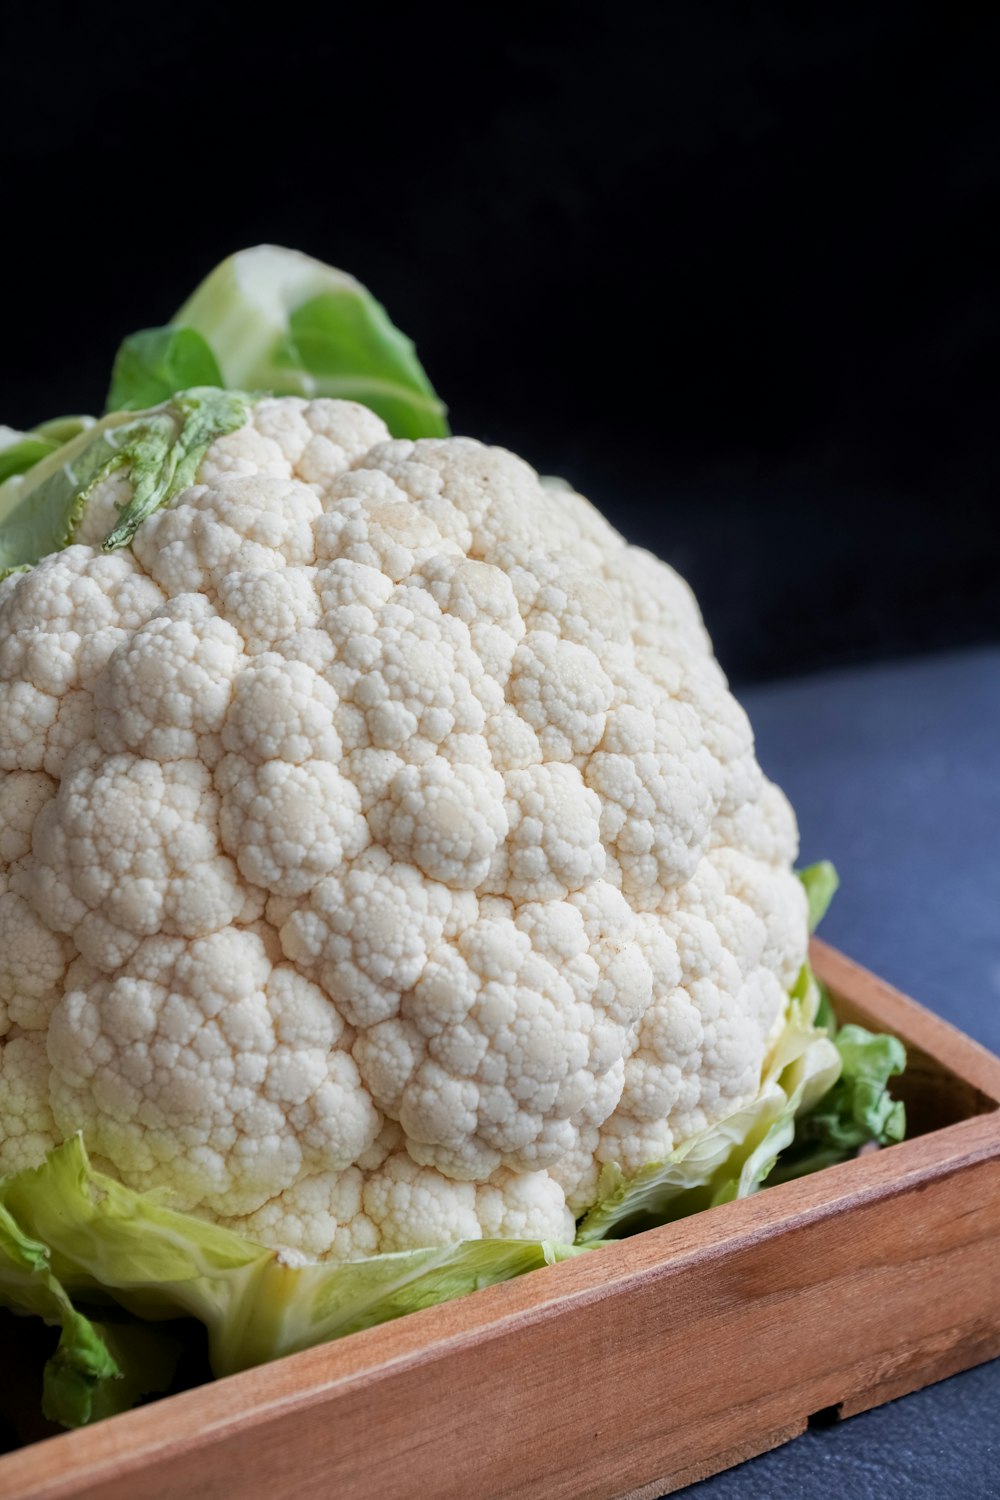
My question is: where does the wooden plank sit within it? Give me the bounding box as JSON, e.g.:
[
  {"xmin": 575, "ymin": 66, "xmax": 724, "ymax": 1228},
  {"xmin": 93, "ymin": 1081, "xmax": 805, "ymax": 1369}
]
[
  {"xmin": 2, "ymin": 948, "xmax": 999, "ymax": 1500},
  {"xmin": 616, "ymin": 1421, "xmax": 808, "ymax": 1500}
]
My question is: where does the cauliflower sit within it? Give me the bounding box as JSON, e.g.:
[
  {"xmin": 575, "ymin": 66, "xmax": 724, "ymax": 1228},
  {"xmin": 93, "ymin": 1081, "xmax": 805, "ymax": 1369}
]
[{"xmin": 0, "ymin": 392, "xmax": 809, "ymax": 1259}]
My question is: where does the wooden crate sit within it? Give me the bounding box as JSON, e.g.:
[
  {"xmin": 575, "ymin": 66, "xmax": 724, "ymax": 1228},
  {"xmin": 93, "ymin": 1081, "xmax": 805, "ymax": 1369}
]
[{"xmin": 3, "ymin": 940, "xmax": 999, "ymax": 1500}]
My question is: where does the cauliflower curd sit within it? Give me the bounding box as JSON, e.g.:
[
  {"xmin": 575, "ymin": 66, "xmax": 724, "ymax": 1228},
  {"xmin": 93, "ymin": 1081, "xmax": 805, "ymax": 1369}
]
[{"xmin": 0, "ymin": 397, "xmax": 808, "ymax": 1260}]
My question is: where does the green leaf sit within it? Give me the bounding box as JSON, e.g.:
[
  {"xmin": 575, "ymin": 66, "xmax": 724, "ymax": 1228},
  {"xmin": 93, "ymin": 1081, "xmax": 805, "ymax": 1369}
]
[
  {"xmin": 31, "ymin": 415, "xmax": 97, "ymax": 445},
  {"xmin": 0, "ymin": 419, "xmax": 98, "ymax": 489},
  {"xmin": 813, "ymin": 980, "xmax": 837, "ymax": 1033},
  {"xmin": 51, "ymin": 1316, "xmax": 182, "ymax": 1426},
  {"xmin": 277, "ymin": 291, "xmax": 449, "ymax": 439},
  {"xmin": 100, "ymin": 389, "xmax": 249, "ymax": 549},
  {"xmin": 789, "ymin": 959, "xmax": 837, "ymax": 1033},
  {"xmin": 40, "ymin": 1315, "xmax": 126, "ymax": 1429},
  {"xmin": 0, "ymin": 1198, "xmax": 78, "ymax": 1327},
  {"xmin": 798, "ymin": 860, "xmax": 840, "ymax": 933},
  {"xmin": 106, "ymin": 326, "xmax": 224, "ymax": 413},
  {"xmin": 0, "ymin": 430, "xmax": 59, "ymax": 485},
  {"xmin": 0, "ymin": 1135, "xmax": 580, "ymax": 1422},
  {"xmin": 106, "ymin": 245, "xmax": 449, "ymax": 438},
  {"xmin": 0, "ymin": 416, "xmax": 124, "ymax": 572},
  {"xmin": 766, "ymin": 1023, "xmax": 906, "ymax": 1185},
  {"xmin": 1, "ymin": 1193, "xmax": 181, "ymax": 1428},
  {"xmin": 0, "ymin": 389, "xmax": 251, "ymax": 577},
  {"xmin": 0, "ymin": 1198, "xmax": 123, "ymax": 1428}
]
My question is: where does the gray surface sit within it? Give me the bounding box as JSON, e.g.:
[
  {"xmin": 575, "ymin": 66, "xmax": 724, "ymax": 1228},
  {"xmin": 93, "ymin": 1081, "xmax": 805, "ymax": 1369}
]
[{"xmin": 680, "ymin": 647, "xmax": 1000, "ymax": 1498}]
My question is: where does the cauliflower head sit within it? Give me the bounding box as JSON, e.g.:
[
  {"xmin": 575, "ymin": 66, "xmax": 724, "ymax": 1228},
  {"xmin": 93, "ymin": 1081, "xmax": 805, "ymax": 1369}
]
[{"xmin": 0, "ymin": 395, "xmax": 808, "ymax": 1260}]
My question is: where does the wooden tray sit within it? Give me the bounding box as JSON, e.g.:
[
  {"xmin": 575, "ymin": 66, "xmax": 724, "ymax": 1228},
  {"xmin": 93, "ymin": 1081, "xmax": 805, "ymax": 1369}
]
[{"xmin": 3, "ymin": 940, "xmax": 999, "ymax": 1500}]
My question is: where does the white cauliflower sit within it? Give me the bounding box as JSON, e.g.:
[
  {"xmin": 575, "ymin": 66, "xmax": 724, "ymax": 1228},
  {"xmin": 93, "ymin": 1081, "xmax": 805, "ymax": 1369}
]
[{"xmin": 0, "ymin": 394, "xmax": 808, "ymax": 1257}]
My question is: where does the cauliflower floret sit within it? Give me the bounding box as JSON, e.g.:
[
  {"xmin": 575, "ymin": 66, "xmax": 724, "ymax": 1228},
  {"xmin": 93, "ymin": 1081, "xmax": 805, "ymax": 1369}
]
[
  {"xmin": 279, "ymin": 846, "xmax": 461, "ymax": 1028},
  {"xmin": 46, "ymin": 929, "xmax": 382, "ymax": 1215},
  {"xmin": 0, "ymin": 1032, "xmax": 58, "ymax": 1175},
  {"xmin": 509, "ymin": 632, "xmax": 615, "ymax": 764},
  {"xmin": 0, "ymin": 887, "xmax": 75, "ymax": 1032},
  {"xmin": 215, "ymin": 566, "xmax": 322, "ymax": 653},
  {"xmin": 0, "ymin": 399, "xmax": 809, "ymax": 1263},
  {"xmin": 222, "ymin": 1166, "xmax": 381, "ymax": 1261},
  {"xmin": 353, "ymin": 898, "xmax": 648, "ymax": 1182},
  {"xmin": 490, "ymin": 763, "xmax": 605, "ymax": 902},
  {"xmin": 25, "ymin": 746, "xmax": 257, "ymax": 972},
  {"xmin": 590, "ymin": 850, "xmax": 803, "ymax": 1189},
  {"xmin": 95, "ymin": 595, "xmax": 246, "ymax": 764},
  {"xmin": 0, "ymin": 771, "xmax": 56, "ymax": 863},
  {"xmin": 476, "ymin": 1166, "xmax": 577, "ymax": 1243},
  {"xmin": 363, "ymin": 1151, "xmax": 483, "ymax": 1250},
  {"xmin": 221, "ymin": 656, "xmax": 342, "ymax": 764},
  {"xmin": 217, "ymin": 755, "xmax": 370, "ymax": 896},
  {"xmin": 0, "ymin": 547, "xmax": 165, "ymax": 774},
  {"xmin": 133, "ymin": 474, "xmax": 323, "ymax": 598},
  {"xmin": 373, "ymin": 757, "xmax": 507, "ymax": 890}
]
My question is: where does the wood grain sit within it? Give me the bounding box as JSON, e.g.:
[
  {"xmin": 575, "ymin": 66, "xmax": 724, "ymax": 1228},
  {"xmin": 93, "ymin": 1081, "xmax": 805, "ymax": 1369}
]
[{"xmin": 2, "ymin": 944, "xmax": 998, "ymax": 1500}]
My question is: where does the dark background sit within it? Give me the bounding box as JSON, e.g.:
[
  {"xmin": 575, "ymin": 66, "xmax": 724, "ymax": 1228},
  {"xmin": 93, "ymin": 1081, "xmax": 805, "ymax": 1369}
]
[
  {"xmin": 2, "ymin": 9, "xmax": 999, "ymax": 1496},
  {"xmin": 1, "ymin": 1, "xmax": 996, "ymax": 683}
]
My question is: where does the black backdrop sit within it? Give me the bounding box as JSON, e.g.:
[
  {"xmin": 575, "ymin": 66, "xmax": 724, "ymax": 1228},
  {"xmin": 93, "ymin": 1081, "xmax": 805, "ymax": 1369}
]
[{"xmin": 2, "ymin": 2, "xmax": 997, "ymax": 683}]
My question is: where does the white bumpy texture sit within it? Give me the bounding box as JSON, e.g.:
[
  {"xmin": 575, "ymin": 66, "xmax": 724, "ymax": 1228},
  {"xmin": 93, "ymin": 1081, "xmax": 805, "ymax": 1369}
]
[{"xmin": 0, "ymin": 399, "xmax": 807, "ymax": 1258}]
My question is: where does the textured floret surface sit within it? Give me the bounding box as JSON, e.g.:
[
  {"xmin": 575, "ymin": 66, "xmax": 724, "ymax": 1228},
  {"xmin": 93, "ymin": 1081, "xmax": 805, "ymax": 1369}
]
[{"xmin": 0, "ymin": 398, "xmax": 807, "ymax": 1257}]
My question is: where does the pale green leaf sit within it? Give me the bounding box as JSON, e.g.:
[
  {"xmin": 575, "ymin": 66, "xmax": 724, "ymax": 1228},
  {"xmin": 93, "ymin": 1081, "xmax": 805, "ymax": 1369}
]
[
  {"xmin": 106, "ymin": 245, "xmax": 448, "ymax": 438},
  {"xmin": 0, "ymin": 1137, "xmax": 579, "ymax": 1401},
  {"xmin": 798, "ymin": 860, "xmax": 840, "ymax": 933},
  {"xmin": 0, "ymin": 390, "xmax": 251, "ymax": 577},
  {"xmin": 106, "ymin": 326, "xmax": 224, "ymax": 413}
]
